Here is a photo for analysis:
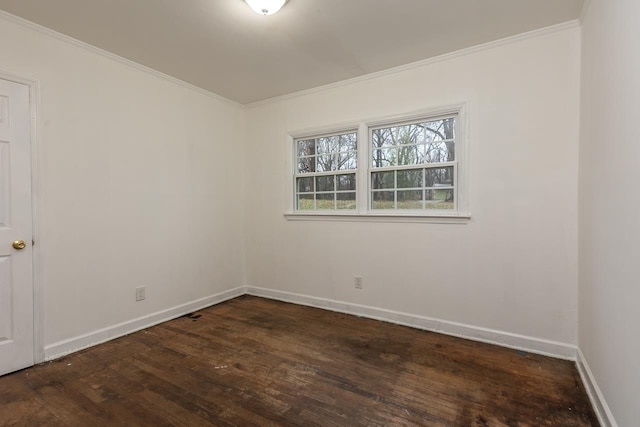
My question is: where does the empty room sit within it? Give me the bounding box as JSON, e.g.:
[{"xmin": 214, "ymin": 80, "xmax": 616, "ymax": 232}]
[{"xmin": 0, "ymin": 0, "xmax": 637, "ymax": 425}]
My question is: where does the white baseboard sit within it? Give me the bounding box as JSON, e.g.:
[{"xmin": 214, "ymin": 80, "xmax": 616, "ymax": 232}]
[
  {"xmin": 44, "ymin": 285, "xmax": 577, "ymax": 363},
  {"xmin": 245, "ymin": 286, "xmax": 577, "ymax": 360},
  {"xmin": 44, "ymin": 286, "xmax": 245, "ymax": 361},
  {"xmin": 576, "ymin": 347, "xmax": 618, "ymax": 427}
]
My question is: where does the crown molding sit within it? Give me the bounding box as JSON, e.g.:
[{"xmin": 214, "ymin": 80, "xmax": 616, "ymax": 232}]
[
  {"xmin": 245, "ymin": 19, "xmax": 580, "ymax": 108},
  {"xmin": 0, "ymin": 7, "xmax": 580, "ymax": 109},
  {"xmin": 0, "ymin": 10, "xmax": 241, "ymax": 108}
]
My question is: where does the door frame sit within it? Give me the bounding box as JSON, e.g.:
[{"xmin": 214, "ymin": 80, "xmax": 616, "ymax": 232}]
[{"xmin": 0, "ymin": 69, "xmax": 44, "ymax": 364}]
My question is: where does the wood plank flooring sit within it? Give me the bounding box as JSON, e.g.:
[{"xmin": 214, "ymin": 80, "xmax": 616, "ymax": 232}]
[{"xmin": 0, "ymin": 296, "xmax": 598, "ymax": 426}]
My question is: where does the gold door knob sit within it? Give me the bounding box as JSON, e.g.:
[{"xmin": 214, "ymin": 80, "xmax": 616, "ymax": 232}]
[{"xmin": 12, "ymin": 240, "xmax": 26, "ymax": 250}]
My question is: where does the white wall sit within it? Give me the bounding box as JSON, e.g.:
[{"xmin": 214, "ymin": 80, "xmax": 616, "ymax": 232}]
[
  {"xmin": 0, "ymin": 15, "xmax": 245, "ymax": 348},
  {"xmin": 579, "ymin": 0, "xmax": 640, "ymax": 425},
  {"xmin": 245, "ymin": 28, "xmax": 581, "ymax": 346},
  {"xmin": 0, "ymin": 9, "xmax": 586, "ymax": 373}
]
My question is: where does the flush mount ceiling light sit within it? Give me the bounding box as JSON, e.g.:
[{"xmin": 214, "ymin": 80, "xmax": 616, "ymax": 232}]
[{"xmin": 245, "ymin": 0, "xmax": 288, "ymax": 15}]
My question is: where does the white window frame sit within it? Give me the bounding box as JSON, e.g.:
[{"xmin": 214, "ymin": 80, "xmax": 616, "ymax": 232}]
[
  {"xmin": 285, "ymin": 104, "xmax": 470, "ymax": 223},
  {"xmin": 293, "ymin": 129, "xmax": 359, "ymax": 212}
]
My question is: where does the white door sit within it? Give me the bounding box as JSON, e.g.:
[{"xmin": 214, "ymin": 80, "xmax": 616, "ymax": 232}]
[{"xmin": 0, "ymin": 78, "xmax": 33, "ymax": 376}]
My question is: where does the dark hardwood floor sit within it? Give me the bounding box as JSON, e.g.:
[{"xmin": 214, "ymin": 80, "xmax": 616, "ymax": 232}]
[{"xmin": 0, "ymin": 296, "xmax": 598, "ymax": 426}]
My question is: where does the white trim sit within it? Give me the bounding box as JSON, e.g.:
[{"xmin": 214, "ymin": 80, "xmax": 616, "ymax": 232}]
[
  {"xmin": 0, "ymin": 70, "xmax": 44, "ymax": 364},
  {"xmin": 0, "ymin": 10, "xmax": 240, "ymax": 108},
  {"xmin": 44, "ymin": 286, "xmax": 245, "ymax": 361},
  {"xmin": 287, "ymin": 103, "xmax": 469, "ymax": 219},
  {"xmin": 576, "ymin": 347, "xmax": 618, "ymax": 427},
  {"xmin": 286, "ymin": 134, "xmax": 296, "ymax": 213},
  {"xmin": 27, "ymin": 76, "xmax": 44, "ymax": 364},
  {"xmin": 245, "ymin": 20, "xmax": 580, "ymax": 108},
  {"xmin": 284, "ymin": 213, "xmax": 470, "ymax": 224},
  {"xmin": 290, "ymin": 125, "xmax": 359, "ymax": 141},
  {"xmin": 366, "ymin": 110, "xmax": 460, "ymax": 129},
  {"xmin": 245, "ymin": 286, "xmax": 576, "ymax": 360},
  {"xmin": 356, "ymin": 123, "xmax": 368, "ymax": 214}
]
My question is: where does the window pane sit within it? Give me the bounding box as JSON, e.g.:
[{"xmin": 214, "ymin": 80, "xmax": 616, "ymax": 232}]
[
  {"xmin": 316, "ymin": 193, "xmax": 335, "ymax": 209},
  {"xmin": 374, "ymin": 122, "xmax": 423, "ymax": 149},
  {"xmin": 372, "ymin": 148, "xmax": 396, "ymax": 168},
  {"xmin": 316, "ymin": 135, "xmax": 339, "ymax": 155},
  {"xmin": 372, "ymin": 191, "xmax": 394, "ymax": 209},
  {"xmin": 316, "ymin": 175, "xmax": 334, "ymax": 192},
  {"xmin": 337, "ymin": 174, "xmax": 356, "ymax": 191},
  {"xmin": 297, "ymin": 139, "xmax": 316, "ymax": 157},
  {"xmin": 337, "ymin": 192, "xmax": 356, "ymax": 210},
  {"xmin": 337, "ymin": 151, "xmax": 357, "ymax": 170},
  {"xmin": 397, "ymin": 190, "xmax": 423, "ymax": 209},
  {"xmin": 424, "ymin": 141, "xmax": 455, "ymax": 163},
  {"xmin": 297, "ymin": 177, "xmax": 313, "ymax": 193},
  {"xmin": 396, "ymin": 145, "xmax": 421, "ymax": 166},
  {"xmin": 317, "ymin": 155, "xmax": 335, "ymax": 172},
  {"xmin": 339, "ymin": 133, "xmax": 357, "ymax": 152},
  {"xmin": 397, "ymin": 169, "xmax": 423, "ymax": 188},
  {"xmin": 425, "ymin": 167, "xmax": 454, "ymax": 187},
  {"xmin": 297, "ymin": 194, "xmax": 314, "ymax": 210},
  {"xmin": 425, "ymin": 117, "xmax": 455, "ymax": 142},
  {"xmin": 372, "ymin": 128, "xmax": 394, "ymax": 149},
  {"xmin": 298, "ymin": 156, "xmax": 315, "ymax": 173},
  {"xmin": 372, "ymin": 171, "xmax": 394, "ymax": 189},
  {"xmin": 397, "ymin": 123, "xmax": 423, "ymax": 145},
  {"xmin": 425, "ymin": 189, "xmax": 454, "ymax": 210}
]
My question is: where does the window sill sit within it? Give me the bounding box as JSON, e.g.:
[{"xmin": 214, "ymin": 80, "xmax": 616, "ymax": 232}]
[{"xmin": 283, "ymin": 212, "xmax": 471, "ymax": 224}]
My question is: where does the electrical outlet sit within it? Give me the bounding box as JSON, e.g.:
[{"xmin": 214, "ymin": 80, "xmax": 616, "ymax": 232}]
[
  {"xmin": 135, "ymin": 286, "xmax": 146, "ymax": 301},
  {"xmin": 354, "ymin": 276, "xmax": 363, "ymax": 289}
]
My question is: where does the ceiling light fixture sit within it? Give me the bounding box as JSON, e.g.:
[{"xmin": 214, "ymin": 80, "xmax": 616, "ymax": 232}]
[{"xmin": 245, "ymin": 0, "xmax": 288, "ymax": 15}]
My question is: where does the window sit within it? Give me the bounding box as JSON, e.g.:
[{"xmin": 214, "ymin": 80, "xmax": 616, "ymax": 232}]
[
  {"xmin": 290, "ymin": 108, "xmax": 466, "ymax": 220},
  {"xmin": 295, "ymin": 131, "xmax": 357, "ymax": 210},
  {"xmin": 371, "ymin": 115, "xmax": 456, "ymax": 211}
]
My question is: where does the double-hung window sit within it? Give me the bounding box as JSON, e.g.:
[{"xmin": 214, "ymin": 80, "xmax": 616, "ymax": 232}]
[
  {"xmin": 291, "ymin": 108, "xmax": 465, "ymax": 219},
  {"xmin": 370, "ymin": 115, "xmax": 457, "ymax": 212},
  {"xmin": 295, "ymin": 131, "xmax": 358, "ymax": 210}
]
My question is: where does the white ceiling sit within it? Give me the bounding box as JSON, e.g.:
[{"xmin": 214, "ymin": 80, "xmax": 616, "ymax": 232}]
[{"xmin": 0, "ymin": 0, "xmax": 584, "ymax": 104}]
